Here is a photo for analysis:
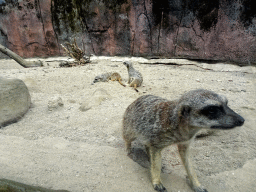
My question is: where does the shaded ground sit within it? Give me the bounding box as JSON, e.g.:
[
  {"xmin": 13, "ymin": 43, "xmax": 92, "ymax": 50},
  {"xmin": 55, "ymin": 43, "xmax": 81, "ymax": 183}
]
[{"xmin": 0, "ymin": 56, "xmax": 255, "ymax": 192}]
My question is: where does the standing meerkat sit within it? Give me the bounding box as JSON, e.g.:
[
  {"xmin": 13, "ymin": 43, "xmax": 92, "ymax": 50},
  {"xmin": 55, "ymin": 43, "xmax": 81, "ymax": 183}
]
[
  {"xmin": 122, "ymin": 89, "xmax": 244, "ymax": 192},
  {"xmin": 123, "ymin": 61, "xmax": 143, "ymax": 92},
  {"xmin": 92, "ymin": 72, "xmax": 126, "ymax": 87}
]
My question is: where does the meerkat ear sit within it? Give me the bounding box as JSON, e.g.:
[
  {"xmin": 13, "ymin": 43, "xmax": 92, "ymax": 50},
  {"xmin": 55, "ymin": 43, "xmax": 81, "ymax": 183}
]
[
  {"xmin": 178, "ymin": 105, "xmax": 191, "ymax": 126},
  {"xmin": 219, "ymin": 95, "xmax": 228, "ymax": 104},
  {"xmin": 181, "ymin": 105, "xmax": 191, "ymax": 117}
]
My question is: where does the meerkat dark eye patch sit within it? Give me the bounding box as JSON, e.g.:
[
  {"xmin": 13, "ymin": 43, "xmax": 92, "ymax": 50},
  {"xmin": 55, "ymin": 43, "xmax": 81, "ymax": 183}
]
[{"xmin": 200, "ymin": 105, "xmax": 224, "ymax": 120}]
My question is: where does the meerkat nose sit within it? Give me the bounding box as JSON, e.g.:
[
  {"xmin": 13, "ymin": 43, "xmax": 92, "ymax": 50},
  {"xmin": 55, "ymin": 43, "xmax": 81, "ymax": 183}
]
[{"xmin": 236, "ymin": 115, "xmax": 245, "ymax": 126}]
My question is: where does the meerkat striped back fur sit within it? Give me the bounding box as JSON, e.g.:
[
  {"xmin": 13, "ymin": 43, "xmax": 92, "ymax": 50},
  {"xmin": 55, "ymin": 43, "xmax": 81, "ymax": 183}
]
[
  {"xmin": 92, "ymin": 72, "xmax": 125, "ymax": 87},
  {"xmin": 122, "ymin": 89, "xmax": 245, "ymax": 192},
  {"xmin": 123, "ymin": 61, "xmax": 143, "ymax": 92}
]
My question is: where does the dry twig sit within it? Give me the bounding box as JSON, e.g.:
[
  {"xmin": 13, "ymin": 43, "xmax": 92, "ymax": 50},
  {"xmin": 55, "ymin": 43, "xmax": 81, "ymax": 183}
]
[{"xmin": 60, "ymin": 38, "xmax": 91, "ymax": 67}]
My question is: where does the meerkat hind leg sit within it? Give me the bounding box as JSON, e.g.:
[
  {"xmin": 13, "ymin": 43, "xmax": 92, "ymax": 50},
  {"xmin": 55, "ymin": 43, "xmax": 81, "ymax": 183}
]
[
  {"xmin": 145, "ymin": 145, "xmax": 150, "ymax": 156},
  {"xmin": 178, "ymin": 143, "xmax": 208, "ymax": 192},
  {"xmin": 125, "ymin": 140, "xmax": 132, "ymax": 154},
  {"xmin": 123, "ymin": 133, "xmax": 135, "ymax": 155},
  {"xmin": 149, "ymin": 147, "xmax": 167, "ymax": 192}
]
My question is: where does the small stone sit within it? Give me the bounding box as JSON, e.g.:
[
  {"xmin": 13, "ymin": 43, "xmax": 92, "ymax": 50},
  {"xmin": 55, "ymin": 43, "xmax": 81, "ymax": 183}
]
[
  {"xmin": 228, "ymin": 88, "xmax": 240, "ymax": 93},
  {"xmin": 79, "ymin": 104, "xmax": 91, "ymax": 112},
  {"xmin": 48, "ymin": 97, "xmax": 64, "ymax": 111},
  {"xmin": 68, "ymin": 99, "xmax": 76, "ymax": 103}
]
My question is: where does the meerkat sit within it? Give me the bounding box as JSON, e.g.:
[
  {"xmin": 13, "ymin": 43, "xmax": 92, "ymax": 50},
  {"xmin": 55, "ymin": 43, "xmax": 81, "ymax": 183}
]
[
  {"xmin": 122, "ymin": 89, "xmax": 244, "ymax": 192},
  {"xmin": 92, "ymin": 72, "xmax": 126, "ymax": 87},
  {"xmin": 123, "ymin": 61, "xmax": 143, "ymax": 92}
]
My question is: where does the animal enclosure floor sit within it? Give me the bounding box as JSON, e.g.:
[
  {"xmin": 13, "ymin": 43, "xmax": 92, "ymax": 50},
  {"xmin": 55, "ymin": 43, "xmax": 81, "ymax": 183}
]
[{"xmin": 0, "ymin": 56, "xmax": 255, "ymax": 192}]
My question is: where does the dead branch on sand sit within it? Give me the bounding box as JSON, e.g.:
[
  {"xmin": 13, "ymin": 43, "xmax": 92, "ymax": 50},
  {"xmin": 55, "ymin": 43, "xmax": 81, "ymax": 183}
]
[
  {"xmin": 0, "ymin": 44, "xmax": 43, "ymax": 68},
  {"xmin": 60, "ymin": 38, "xmax": 91, "ymax": 67}
]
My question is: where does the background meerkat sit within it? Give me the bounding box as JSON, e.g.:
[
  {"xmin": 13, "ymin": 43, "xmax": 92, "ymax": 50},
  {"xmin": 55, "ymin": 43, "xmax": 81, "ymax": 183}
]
[
  {"xmin": 123, "ymin": 61, "xmax": 143, "ymax": 92},
  {"xmin": 122, "ymin": 89, "xmax": 245, "ymax": 192},
  {"xmin": 92, "ymin": 72, "xmax": 126, "ymax": 87}
]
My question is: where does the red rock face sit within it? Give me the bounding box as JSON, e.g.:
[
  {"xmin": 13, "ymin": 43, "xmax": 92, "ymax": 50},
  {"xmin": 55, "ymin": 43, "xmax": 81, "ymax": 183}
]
[
  {"xmin": 0, "ymin": 0, "xmax": 59, "ymax": 58},
  {"xmin": 0, "ymin": 0, "xmax": 255, "ymax": 64}
]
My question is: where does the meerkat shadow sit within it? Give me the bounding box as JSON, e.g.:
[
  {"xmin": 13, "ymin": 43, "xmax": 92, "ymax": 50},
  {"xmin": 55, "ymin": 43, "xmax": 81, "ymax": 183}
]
[{"xmin": 128, "ymin": 144, "xmax": 150, "ymax": 169}]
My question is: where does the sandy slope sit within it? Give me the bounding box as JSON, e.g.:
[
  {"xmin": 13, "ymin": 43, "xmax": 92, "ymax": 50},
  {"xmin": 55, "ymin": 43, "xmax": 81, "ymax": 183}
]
[{"xmin": 0, "ymin": 56, "xmax": 255, "ymax": 192}]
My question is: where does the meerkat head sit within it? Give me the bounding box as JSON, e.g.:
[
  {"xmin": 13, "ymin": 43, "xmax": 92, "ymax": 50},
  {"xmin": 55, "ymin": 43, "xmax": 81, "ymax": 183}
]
[
  {"xmin": 177, "ymin": 89, "xmax": 245, "ymax": 130},
  {"xmin": 123, "ymin": 61, "xmax": 133, "ymax": 68},
  {"xmin": 93, "ymin": 75, "xmax": 103, "ymax": 83}
]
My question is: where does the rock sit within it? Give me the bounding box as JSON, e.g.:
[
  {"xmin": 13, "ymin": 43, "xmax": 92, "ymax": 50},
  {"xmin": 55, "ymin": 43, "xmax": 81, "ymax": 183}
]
[
  {"xmin": 0, "ymin": 178, "xmax": 69, "ymax": 192},
  {"xmin": 228, "ymin": 88, "xmax": 241, "ymax": 93},
  {"xmin": 48, "ymin": 97, "xmax": 64, "ymax": 111},
  {"xmin": 79, "ymin": 103, "xmax": 92, "ymax": 112},
  {"xmin": 0, "ymin": 77, "xmax": 31, "ymax": 127},
  {"xmin": 67, "ymin": 99, "xmax": 76, "ymax": 103}
]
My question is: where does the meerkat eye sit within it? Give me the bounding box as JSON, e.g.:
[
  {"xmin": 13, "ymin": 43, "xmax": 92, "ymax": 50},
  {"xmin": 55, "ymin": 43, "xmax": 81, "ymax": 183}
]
[
  {"xmin": 201, "ymin": 105, "xmax": 224, "ymax": 119},
  {"xmin": 208, "ymin": 106, "xmax": 218, "ymax": 114}
]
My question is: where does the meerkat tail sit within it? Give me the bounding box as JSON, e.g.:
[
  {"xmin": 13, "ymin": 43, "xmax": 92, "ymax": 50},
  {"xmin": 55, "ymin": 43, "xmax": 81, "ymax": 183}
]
[
  {"xmin": 118, "ymin": 79, "xmax": 126, "ymax": 87},
  {"xmin": 133, "ymin": 84, "xmax": 139, "ymax": 92}
]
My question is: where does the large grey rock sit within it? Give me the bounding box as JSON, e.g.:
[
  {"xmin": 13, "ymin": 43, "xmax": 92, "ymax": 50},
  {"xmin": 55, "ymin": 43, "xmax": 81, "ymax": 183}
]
[{"xmin": 0, "ymin": 77, "xmax": 31, "ymax": 127}]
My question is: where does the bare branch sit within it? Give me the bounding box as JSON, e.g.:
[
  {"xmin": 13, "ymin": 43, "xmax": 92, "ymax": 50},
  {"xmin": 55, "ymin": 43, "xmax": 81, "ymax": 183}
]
[
  {"xmin": 0, "ymin": 44, "xmax": 43, "ymax": 68},
  {"xmin": 60, "ymin": 38, "xmax": 91, "ymax": 67}
]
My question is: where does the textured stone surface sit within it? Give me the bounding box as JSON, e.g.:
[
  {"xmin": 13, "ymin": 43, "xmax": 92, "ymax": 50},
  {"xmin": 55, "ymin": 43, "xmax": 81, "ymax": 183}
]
[
  {"xmin": 48, "ymin": 96, "xmax": 64, "ymax": 111},
  {"xmin": 0, "ymin": 77, "xmax": 31, "ymax": 127},
  {"xmin": 0, "ymin": 0, "xmax": 60, "ymax": 58},
  {"xmin": 0, "ymin": 0, "xmax": 255, "ymax": 64}
]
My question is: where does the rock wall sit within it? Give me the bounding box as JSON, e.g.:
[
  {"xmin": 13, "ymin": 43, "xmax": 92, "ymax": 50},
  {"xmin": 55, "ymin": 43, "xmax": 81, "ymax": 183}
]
[
  {"xmin": 0, "ymin": 0, "xmax": 255, "ymax": 64},
  {"xmin": 0, "ymin": 0, "xmax": 59, "ymax": 58}
]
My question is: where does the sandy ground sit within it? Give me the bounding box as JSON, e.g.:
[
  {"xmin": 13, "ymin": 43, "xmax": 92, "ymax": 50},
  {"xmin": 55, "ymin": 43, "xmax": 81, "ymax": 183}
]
[{"xmin": 0, "ymin": 56, "xmax": 255, "ymax": 192}]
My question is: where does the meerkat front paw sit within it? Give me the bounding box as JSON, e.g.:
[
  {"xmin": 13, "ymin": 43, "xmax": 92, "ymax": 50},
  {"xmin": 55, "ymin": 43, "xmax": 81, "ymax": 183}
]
[{"xmin": 153, "ymin": 183, "xmax": 167, "ymax": 192}]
